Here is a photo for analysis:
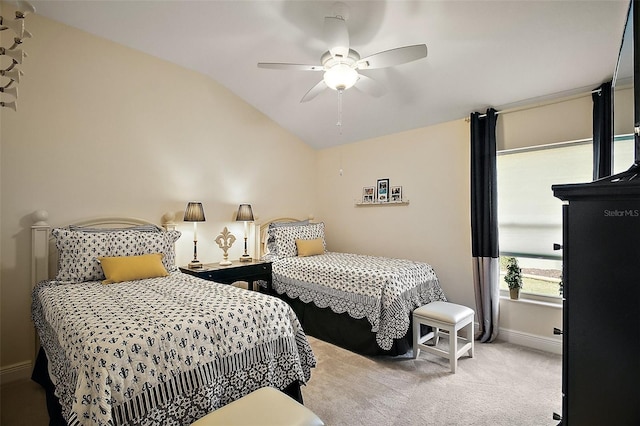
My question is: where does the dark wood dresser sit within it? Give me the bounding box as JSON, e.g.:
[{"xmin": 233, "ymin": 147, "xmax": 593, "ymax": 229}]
[{"xmin": 552, "ymin": 177, "xmax": 640, "ymax": 425}]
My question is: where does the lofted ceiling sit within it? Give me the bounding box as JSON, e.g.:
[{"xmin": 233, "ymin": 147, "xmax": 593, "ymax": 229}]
[{"xmin": 29, "ymin": 0, "xmax": 630, "ymax": 150}]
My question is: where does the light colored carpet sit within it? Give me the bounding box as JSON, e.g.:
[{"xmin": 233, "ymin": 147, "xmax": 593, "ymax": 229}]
[
  {"xmin": 0, "ymin": 336, "xmax": 562, "ymax": 425},
  {"xmin": 1, "ymin": 378, "xmax": 48, "ymax": 426},
  {"xmin": 301, "ymin": 336, "xmax": 562, "ymax": 426}
]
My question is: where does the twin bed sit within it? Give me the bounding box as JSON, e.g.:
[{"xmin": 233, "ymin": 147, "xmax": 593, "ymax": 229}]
[
  {"xmin": 30, "ymin": 214, "xmax": 315, "ymax": 426},
  {"xmin": 257, "ymin": 219, "xmax": 447, "ymax": 356},
  {"xmin": 30, "ymin": 213, "xmax": 446, "ymax": 425}
]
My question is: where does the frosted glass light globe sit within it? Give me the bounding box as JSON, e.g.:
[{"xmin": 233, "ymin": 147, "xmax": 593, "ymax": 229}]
[{"xmin": 323, "ymin": 64, "xmax": 358, "ymax": 90}]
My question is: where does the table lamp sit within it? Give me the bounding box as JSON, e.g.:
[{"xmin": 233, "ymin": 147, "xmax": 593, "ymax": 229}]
[
  {"xmin": 184, "ymin": 202, "xmax": 205, "ymax": 268},
  {"xmin": 236, "ymin": 204, "xmax": 254, "ymax": 262}
]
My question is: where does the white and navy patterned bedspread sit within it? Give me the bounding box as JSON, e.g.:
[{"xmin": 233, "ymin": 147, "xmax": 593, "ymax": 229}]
[
  {"xmin": 271, "ymin": 252, "xmax": 446, "ymax": 350},
  {"xmin": 32, "ymin": 272, "xmax": 315, "ymax": 426}
]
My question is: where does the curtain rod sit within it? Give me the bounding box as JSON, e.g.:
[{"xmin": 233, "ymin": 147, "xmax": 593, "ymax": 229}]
[{"xmin": 471, "ymin": 87, "xmax": 602, "ymax": 120}]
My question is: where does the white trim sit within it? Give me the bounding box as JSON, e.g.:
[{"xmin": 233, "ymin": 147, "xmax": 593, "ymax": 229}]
[
  {"xmin": 499, "ymin": 293, "xmax": 562, "ymax": 308},
  {"xmin": 497, "ymin": 327, "xmax": 562, "ymax": 355},
  {"xmin": 473, "ymin": 321, "xmax": 561, "ymax": 354},
  {"xmin": 0, "ymin": 361, "xmax": 32, "ymax": 385}
]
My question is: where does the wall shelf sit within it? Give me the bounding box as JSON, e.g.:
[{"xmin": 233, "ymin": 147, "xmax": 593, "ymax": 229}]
[{"xmin": 354, "ymin": 200, "xmax": 410, "ymax": 207}]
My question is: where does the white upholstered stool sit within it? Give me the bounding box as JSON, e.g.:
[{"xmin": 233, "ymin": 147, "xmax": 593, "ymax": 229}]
[
  {"xmin": 190, "ymin": 387, "xmax": 324, "ymax": 426},
  {"xmin": 413, "ymin": 301, "xmax": 475, "ymax": 373}
]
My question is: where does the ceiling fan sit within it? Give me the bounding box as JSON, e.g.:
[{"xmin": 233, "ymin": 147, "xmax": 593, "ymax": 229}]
[{"xmin": 257, "ymin": 3, "xmax": 428, "ymax": 103}]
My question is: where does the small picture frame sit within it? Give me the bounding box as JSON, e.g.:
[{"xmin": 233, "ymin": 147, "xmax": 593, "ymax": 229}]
[
  {"xmin": 362, "ymin": 186, "xmax": 375, "ymax": 203},
  {"xmin": 391, "ymin": 186, "xmax": 403, "ymax": 202},
  {"xmin": 377, "ymin": 178, "xmax": 390, "ymax": 202}
]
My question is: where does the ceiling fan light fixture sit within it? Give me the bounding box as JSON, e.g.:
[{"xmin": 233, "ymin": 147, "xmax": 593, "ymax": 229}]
[{"xmin": 323, "ymin": 64, "xmax": 358, "ymax": 91}]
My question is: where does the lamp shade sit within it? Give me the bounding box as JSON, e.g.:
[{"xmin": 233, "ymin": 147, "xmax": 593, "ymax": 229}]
[
  {"xmin": 236, "ymin": 204, "xmax": 254, "ymax": 222},
  {"xmin": 183, "ymin": 202, "xmax": 205, "ymax": 222}
]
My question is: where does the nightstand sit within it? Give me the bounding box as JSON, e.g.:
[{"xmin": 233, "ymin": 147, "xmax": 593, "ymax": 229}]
[{"xmin": 179, "ymin": 260, "xmax": 272, "ymax": 291}]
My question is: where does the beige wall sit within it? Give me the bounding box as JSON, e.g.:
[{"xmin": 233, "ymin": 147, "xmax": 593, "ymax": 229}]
[
  {"xmin": 498, "ymin": 95, "xmax": 592, "ymax": 150},
  {"xmin": 0, "ymin": 10, "xmax": 316, "ymax": 372},
  {"xmin": 499, "ymin": 86, "xmax": 634, "ymax": 151},
  {"xmin": 317, "ymin": 89, "xmax": 633, "ymax": 353},
  {"xmin": 316, "ymin": 120, "xmax": 474, "ymax": 310},
  {"xmin": 494, "ymin": 87, "xmax": 633, "ymax": 349},
  {"xmin": 315, "ymin": 118, "xmax": 564, "ymax": 347},
  {"xmin": 2, "ymin": 7, "xmax": 632, "ymax": 378}
]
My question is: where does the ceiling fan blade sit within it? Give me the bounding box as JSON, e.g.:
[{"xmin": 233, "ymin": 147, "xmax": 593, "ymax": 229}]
[
  {"xmin": 324, "ymin": 16, "xmax": 350, "ymax": 59},
  {"xmin": 258, "ymin": 62, "xmax": 323, "ymax": 71},
  {"xmin": 357, "ymin": 44, "xmax": 427, "ymax": 70},
  {"xmin": 354, "ymin": 74, "xmax": 387, "ymax": 98},
  {"xmin": 301, "ymin": 80, "xmax": 328, "ymax": 103}
]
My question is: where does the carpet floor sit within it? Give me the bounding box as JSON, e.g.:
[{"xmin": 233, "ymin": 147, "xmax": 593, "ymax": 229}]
[
  {"xmin": 302, "ymin": 336, "xmax": 562, "ymax": 426},
  {"xmin": 0, "ymin": 335, "xmax": 562, "ymax": 425}
]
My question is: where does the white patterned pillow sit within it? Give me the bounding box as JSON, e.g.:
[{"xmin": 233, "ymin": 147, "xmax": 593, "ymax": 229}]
[
  {"xmin": 52, "ymin": 228, "xmax": 181, "ymax": 282},
  {"xmin": 73, "ymin": 231, "xmax": 113, "ymax": 282},
  {"xmin": 51, "ymin": 228, "xmax": 79, "ymax": 282},
  {"xmin": 54, "ymin": 230, "xmax": 143, "ymax": 282},
  {"xmin": 107, "ymin": 230, "xmax": 141, "ymax": 257},
  {"xmin": 137, "ymin": 230, "xmax": 181, "ymax": 271},
  {"xmin": 270, "ymin": 222, "xmax": 325, "ymax": 258},
  {"xmin": 266, "ymin": 220, "xmax": 310, "ymax": 256}
]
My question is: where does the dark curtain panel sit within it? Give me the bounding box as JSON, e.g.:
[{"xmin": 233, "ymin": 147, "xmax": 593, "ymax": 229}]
[
  {"xmin": 592, "ymin": 81, "xmax": 613, "ymax": 180},
  {"xmin": 470, "ymin": 108, "xmax": 500, "ymax": 343}
]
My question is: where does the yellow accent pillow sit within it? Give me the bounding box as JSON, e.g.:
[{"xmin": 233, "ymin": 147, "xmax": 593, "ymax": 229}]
[
  {"xmin": 99, "ymin": 253, "xmax": 168, "ymax": 284},
  {"xmin": 296, "ymin": 238, "xmax": 324, "ymax": 257}
]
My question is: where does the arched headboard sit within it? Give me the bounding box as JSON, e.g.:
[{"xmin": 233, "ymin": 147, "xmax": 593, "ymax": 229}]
[{"xmin": 31, "ymin": 210, "xmax": 177, "ymax": 288}]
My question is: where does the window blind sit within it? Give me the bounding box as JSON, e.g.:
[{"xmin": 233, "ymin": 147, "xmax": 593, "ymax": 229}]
[{"xmin": 497, "ymin": 136, "xmax": 634, "ymax": 258}]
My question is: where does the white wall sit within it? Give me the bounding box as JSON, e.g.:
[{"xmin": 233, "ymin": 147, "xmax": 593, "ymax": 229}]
[{"xmin": 0, "ymin": 9, "xmax": 317, "ymax": 377}]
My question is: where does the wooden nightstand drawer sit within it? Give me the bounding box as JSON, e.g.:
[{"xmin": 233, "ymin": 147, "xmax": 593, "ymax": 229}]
[{"xmin": 180, "ymin": 260, "xmax": 272, "ymax": 291}]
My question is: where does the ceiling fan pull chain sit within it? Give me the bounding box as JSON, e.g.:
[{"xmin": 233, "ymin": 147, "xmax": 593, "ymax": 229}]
[{"xmin": 336, "ymin": 88, "xmax": 343, "ymax": 134}]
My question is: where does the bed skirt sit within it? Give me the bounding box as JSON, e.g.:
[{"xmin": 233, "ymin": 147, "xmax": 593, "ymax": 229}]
[
  {"xmin": 31, "ymin": 348, "xmax": 304, "ymax": 426},
  {"xmin": 278, "ymin": 293, "xmax": 414, "ymax": 356}
]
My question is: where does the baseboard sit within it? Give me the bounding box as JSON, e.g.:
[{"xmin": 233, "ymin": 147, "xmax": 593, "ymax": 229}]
[
  {"xmin": 0, "ymin": 361, "xmax": 33, "ymax": 385},
  {"xmin": 497, "ymin": 327, "xmax": 562, "ymax": 355}
]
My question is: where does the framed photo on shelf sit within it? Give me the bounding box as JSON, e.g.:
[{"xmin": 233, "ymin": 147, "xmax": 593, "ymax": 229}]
[
  {"xmin": 362, "ymin": 186, "xmax": 375, "ymax": 203},
  {"xmin": 390, "ymin": 186, "xmax": 402, "ymax": 202},
  {"xmin": 376, "ymin": 178, "xmax": 390, "ymax": 202}
]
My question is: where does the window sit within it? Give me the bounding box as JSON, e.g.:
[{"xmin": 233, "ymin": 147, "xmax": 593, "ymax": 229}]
[
  {"xmin": 497, "ymin": 140, "xmax": 592, "ymax": 300},
  {"xmin": 613, "ymin": 134, "xmax": 635, "ymax": 174},
  {"xmin": 498, "ymin": 256, "xmax": 563, "ymax": 300},
  {"xmin": 497, "ymin": 136, "xmax": 635, "ymax": 300}
]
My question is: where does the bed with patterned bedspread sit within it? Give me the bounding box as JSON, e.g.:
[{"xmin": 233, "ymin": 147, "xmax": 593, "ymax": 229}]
[
  {"xmin": 32, "ymin": 272, "xmax": 315, "ymax": 426},
  {"xmin": 262, "ymin": 221, "xmax": 447, "ymax": 355},
  {"xmin": 30, "ymin": 222, "xmax": 315, "ymax": 426}
]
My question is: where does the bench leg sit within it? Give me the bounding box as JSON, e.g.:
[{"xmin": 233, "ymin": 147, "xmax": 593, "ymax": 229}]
[
  {"xmin": 466, "ymin": 321, "xmax": 475, "ymax": 358},
  {"xmin": 413, "ymin": 317, "xmax": 420, "ymax": 359},
  {"xmin": 450, "ymin": 327, "xmax": 458, "ymax": 373}
]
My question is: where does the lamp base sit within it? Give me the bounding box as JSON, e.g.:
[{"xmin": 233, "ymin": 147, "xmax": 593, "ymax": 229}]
[
  {"xmin": 219, "ymin": 259, "xmax": 232, "ymax": 266},
  {"xmin": 188, "ymin": 260, "xmax": 203, "ymax": 269},
  {"xmin": 239, "ymin": 255, "xmax": 252, "ymax": 262}
]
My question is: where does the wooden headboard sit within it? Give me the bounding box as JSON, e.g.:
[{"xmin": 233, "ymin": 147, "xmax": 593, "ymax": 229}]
[
  {"xmin": 254, "ymin": 216, "xmax": 314, "ymax": 259},
  {"xmin": 30, "ymin": 210, "xmax": 177, "ymax": 288}
]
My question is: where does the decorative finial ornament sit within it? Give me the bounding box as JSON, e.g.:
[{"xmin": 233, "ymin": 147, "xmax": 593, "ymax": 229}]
[{"xmin": 215, "ymin": 227, "xmax": 236, "ymax": 266}]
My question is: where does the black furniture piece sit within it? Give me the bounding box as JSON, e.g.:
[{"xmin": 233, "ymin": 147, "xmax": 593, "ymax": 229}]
[
  {"xmin": 552, "ymin": 172, "xmax": 640, "ymax": 425},
  {"xmin": 180, "ymin": 260, "xmax": 272, "ymax": 291}
]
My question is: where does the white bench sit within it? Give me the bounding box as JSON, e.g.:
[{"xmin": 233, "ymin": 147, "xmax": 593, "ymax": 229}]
[
  {"xmin": 191, "ymin": 387, "xmax": 324, "ymax": 426},
  {"xmin": 413, "ymin": 301, "xmax": 475, "ymax": 373}
]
